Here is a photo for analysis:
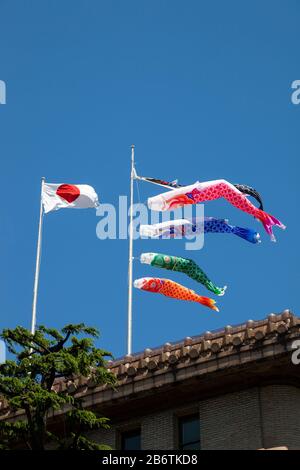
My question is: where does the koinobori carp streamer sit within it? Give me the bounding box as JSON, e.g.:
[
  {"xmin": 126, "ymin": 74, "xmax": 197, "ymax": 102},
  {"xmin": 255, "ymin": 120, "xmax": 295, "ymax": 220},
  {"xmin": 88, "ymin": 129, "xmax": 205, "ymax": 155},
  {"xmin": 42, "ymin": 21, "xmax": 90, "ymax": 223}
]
[
  {"xmin": 233, "ymin": 184, "xmax": 264, "ymax": 211},
  {"xmin": 138, "ymin": 175, "xmax": 265, "ymax": 210},
  {"xmin": 140, "ymin": 252, "xmax": 227, "ymax": 296},
  {"xmin": 147, "ymin": 179, "xmax": 285, "ymax": 241},
  {"xmin": 134, "ymin": 277, "xmax": 219, "ymax": 311},
  {"xmin": 140, "ymin": 217, "xmax": 261, "ymax": 244}
]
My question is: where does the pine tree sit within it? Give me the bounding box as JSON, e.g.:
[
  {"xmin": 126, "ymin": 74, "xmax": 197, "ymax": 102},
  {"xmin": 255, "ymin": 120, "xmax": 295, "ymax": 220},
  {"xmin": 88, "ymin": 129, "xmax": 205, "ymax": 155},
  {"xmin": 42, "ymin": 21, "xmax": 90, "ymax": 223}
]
[{"xmin": 0, "ymin": 324, "xmax": 117, "ymax": 450}]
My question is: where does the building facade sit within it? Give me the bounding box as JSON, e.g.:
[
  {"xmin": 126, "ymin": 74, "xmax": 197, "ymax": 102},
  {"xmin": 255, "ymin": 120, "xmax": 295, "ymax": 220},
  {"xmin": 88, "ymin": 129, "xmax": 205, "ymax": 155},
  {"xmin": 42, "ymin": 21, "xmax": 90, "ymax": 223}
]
[
  {"xmin": 54, "ymin": 310, "xmax": 300, "ymax": 450},
  {"xmin": 1, "ymin": 310, "xmax": 300, "ymax": 450}
]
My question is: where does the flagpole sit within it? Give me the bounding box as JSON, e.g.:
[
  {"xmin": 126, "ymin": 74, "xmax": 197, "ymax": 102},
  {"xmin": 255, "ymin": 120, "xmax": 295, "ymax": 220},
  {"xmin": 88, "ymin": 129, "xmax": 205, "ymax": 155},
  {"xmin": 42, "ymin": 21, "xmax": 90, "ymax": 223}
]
[
  {"xmin": 127, "ymin": 145, "xmax": 135, "ymax": 355},
  {"xmin": 31, "ymin": 177, "xmax": 45, "ymax": 335}
]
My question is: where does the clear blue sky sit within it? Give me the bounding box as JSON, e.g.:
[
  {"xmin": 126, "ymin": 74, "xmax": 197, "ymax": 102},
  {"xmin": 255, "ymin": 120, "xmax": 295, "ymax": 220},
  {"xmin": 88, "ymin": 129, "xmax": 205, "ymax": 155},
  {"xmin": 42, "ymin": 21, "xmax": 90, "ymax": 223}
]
[{"xmin": 0, "ymin": 1, "xmax": 298, "ymax": 359}]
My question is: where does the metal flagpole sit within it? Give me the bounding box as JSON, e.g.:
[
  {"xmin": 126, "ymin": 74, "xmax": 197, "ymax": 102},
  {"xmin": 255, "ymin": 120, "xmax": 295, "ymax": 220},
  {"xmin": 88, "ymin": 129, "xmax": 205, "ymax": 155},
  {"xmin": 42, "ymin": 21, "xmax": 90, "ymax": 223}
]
[
  {"xmin": 127, "ymin": 145, "xmax": 135, "ymax": 355},
  {"xmin": 31, "ymin": 176, "xmax": 45, "ymax": 335}
]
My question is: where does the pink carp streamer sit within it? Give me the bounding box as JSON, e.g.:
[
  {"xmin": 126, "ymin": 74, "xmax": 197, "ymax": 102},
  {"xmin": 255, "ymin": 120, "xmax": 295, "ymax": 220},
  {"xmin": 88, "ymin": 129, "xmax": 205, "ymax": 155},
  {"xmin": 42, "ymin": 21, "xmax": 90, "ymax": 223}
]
[
  {"xmin": 147, "ymin": 179, "xmax": 285, "ymax": 241},
  {"xmin": 134, "ymin": 277, "xmax": 219, "ymax": 311}
]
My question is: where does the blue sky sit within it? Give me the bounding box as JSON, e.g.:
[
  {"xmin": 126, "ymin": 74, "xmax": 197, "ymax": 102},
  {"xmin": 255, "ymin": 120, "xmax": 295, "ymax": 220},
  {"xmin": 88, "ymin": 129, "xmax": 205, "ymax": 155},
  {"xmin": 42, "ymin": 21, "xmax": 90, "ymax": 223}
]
[{"xmin": 0, "ymin": 0, "xmax": 298, "ymax": 359}]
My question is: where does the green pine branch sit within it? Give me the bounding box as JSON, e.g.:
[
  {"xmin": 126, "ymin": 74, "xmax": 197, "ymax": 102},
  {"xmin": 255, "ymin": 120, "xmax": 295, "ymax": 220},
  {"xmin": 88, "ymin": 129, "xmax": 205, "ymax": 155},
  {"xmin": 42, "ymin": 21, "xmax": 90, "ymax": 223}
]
[{"xmin": 0, "ymin": 323, "xmax": 117, "ymax": 450}]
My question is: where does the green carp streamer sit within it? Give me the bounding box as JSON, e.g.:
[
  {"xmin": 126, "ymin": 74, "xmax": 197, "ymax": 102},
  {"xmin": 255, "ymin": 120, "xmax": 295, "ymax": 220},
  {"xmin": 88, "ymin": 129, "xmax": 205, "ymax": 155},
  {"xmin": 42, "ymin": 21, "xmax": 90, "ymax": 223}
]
[{"xmin": 140, "ymin": 252, "xmax": 226, "ymax": 296}]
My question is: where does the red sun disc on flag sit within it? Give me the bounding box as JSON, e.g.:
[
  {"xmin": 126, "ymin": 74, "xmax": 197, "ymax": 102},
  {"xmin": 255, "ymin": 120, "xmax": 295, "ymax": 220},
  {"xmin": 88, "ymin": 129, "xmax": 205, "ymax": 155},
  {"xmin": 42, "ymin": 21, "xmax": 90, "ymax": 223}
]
[{"xmin": 56, "ymin": 184, "xmax": 80, "ymax": 203}]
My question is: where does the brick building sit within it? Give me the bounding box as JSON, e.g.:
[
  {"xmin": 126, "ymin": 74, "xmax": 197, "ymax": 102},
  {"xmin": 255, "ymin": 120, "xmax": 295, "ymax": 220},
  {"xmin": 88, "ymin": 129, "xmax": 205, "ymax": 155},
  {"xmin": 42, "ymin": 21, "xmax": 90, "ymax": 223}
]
[{"xmin": 1, "ymin": 310, "xmax": 300, "ymax": 450}]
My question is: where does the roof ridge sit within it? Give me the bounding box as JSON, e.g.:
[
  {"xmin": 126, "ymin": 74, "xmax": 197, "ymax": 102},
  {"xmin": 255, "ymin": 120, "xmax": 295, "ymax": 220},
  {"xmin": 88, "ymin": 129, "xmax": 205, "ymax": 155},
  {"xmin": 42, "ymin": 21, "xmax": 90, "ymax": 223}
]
[{"xmin": 110, "ymin": 309, "xmax": 298, "ymax": 366}]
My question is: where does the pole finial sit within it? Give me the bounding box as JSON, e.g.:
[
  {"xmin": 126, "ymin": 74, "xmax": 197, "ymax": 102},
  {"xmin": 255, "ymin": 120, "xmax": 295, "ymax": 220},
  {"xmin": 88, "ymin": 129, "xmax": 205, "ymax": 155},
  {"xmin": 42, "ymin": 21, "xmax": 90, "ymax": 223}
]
[{"xmin": 131, "ymin": 144, "xmax": 135, "ymax": 149}]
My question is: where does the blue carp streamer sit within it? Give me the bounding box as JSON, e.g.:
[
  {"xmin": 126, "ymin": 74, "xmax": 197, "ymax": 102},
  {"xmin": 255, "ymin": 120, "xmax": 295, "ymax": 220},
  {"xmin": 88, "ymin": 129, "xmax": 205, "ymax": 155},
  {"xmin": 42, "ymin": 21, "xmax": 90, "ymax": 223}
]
[{"xmin": 140, "ymin": 217, "xmax": 261, "ymax": 244}]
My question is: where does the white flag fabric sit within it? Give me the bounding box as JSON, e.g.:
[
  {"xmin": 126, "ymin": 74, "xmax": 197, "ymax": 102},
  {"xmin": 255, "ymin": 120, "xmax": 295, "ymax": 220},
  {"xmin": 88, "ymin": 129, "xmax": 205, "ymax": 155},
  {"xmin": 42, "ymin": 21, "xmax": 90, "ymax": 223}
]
[{"xmin": 42, "ymin": 183, "xmax": 99, "ymax": 214}]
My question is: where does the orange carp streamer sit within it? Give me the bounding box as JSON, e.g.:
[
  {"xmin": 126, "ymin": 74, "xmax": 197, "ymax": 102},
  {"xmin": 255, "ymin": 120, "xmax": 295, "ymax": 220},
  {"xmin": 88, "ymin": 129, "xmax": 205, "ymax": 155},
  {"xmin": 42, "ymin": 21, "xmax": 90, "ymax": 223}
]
[{"xmin": 134, "ymin": 277, "xmax": 219, "ymax": 312}]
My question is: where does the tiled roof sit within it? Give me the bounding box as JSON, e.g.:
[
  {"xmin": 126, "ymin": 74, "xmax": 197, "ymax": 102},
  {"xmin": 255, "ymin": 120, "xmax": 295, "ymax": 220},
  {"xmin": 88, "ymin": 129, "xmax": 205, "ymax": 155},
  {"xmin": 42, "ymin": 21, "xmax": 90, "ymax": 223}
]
[
  {"xmin": 1, "ymin": 309, "xmax": 299, "ymax": 420},
  {"xmin": 49, "ymin": 309, "xmax": 300, "ymax": 395},
  {"xmin": 106, "ymin": 309, "xmax": 299, "ymax": 380}
]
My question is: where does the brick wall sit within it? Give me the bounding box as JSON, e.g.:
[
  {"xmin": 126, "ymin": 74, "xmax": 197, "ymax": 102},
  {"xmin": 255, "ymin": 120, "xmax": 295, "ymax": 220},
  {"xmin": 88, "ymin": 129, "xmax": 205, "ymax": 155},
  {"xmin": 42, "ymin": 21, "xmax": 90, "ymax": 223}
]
[
  {"xmin": 199, "ymin": 388, "xmax": 263, "ymax": 450},
  {"xmin": 142, "ymin": 411, "xmax": 175, "ymax": 450},
  {"xmin": 90, "ymin": 385, "xmax": 300, "ymax": 450},
  {"xmin": 260, "ymin": 385, "xmax": 300, "ymax": 450},
  {"xmin": 89, "ymin": 426, "xmax": 115, "ymax": 449}
]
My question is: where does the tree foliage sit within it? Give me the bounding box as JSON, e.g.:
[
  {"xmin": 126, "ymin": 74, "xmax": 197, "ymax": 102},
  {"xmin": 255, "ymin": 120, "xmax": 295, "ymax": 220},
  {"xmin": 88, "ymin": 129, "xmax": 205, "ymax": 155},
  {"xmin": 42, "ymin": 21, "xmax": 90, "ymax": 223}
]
[{"xmin": 0, "ymin": 324, "xmax": 117, "ymax": 450}]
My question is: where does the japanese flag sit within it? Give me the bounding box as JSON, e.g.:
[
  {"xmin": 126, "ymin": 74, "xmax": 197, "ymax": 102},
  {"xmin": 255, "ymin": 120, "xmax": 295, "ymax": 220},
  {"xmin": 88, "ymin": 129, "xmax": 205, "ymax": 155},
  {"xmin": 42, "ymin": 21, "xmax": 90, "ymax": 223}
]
[{"xmin": 42, "ymin": 183, "xmax": 99, "ymax": 214}]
